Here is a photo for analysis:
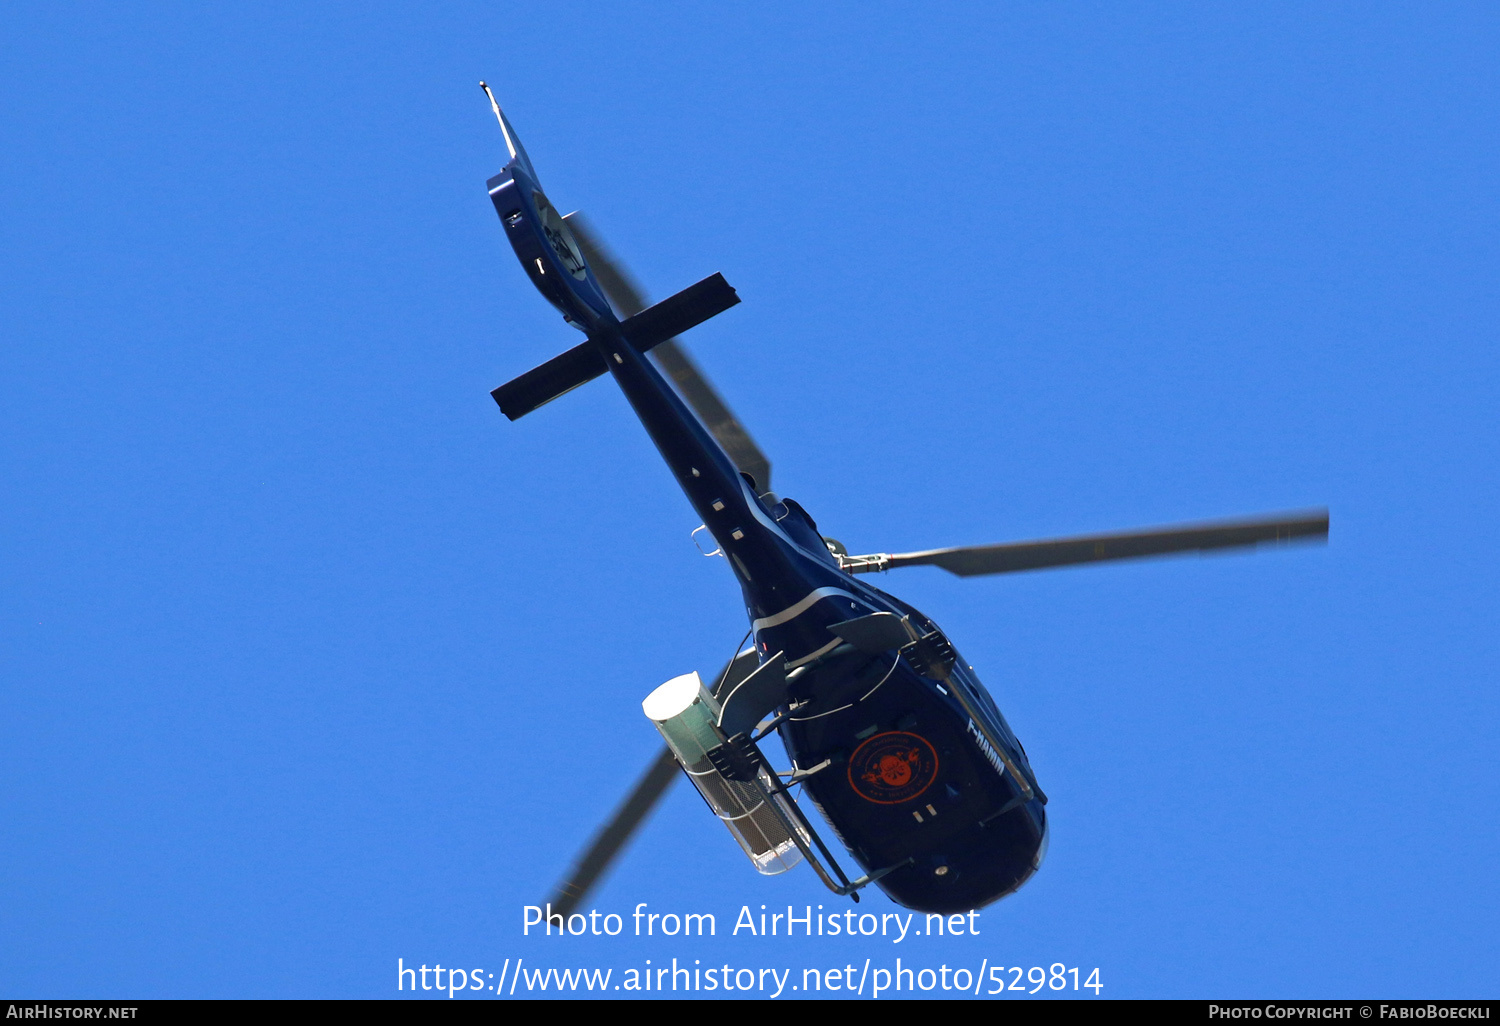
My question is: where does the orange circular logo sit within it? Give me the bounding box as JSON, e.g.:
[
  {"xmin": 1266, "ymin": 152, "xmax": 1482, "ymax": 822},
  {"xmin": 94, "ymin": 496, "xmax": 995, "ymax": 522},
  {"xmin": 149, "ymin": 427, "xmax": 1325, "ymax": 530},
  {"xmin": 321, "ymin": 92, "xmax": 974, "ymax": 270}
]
[{"xmin": 848, "ymin": 731, "xmax": 939, "ymax": 804}]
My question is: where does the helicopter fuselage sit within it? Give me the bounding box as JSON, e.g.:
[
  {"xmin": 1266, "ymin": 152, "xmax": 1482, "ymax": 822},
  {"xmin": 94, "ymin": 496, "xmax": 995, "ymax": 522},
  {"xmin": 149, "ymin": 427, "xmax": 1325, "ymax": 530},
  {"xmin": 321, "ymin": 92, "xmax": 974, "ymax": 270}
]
[
  {"xmin": 584, "ymin": 268, "xmax": 1048, "ymax": 913},
  {"xmin": 484, "ymin": 89, "xmax": 1326, "ymax": 914},
  {"xmin": 489, "ymin": 150, "xmax": 1046, "ymax": 912}
]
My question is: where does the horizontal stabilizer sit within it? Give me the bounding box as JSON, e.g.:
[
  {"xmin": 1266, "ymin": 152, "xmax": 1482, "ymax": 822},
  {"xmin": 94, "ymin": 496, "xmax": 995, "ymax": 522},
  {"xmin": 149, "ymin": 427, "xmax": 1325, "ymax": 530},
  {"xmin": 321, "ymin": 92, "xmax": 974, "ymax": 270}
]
[
  {"xmin": 563, "ymin": 213, "xmax": 773, "ymax": 490},
  {"xmin": 491, "ymin": 272, "xmax": 739, "ymax": 421},
  {"xmin": 618, "ymin": 273, "xmax": 739, "ymax": 351},
  {"xmin": 491, "ymin": 341, "xmax": 608, "ymax": 421}
]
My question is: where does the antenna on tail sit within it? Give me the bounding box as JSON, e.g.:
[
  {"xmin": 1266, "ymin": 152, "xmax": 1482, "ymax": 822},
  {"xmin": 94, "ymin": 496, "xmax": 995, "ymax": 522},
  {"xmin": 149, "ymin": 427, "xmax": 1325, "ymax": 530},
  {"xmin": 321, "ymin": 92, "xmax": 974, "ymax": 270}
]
[{"xmin": 479, "ymin": 81, "xmax": 523, "ymax": 164}]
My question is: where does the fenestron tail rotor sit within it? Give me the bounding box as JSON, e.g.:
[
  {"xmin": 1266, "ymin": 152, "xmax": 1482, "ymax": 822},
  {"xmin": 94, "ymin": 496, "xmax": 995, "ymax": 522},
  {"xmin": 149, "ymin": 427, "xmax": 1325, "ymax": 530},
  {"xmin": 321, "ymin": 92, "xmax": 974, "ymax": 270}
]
[{"xmin": 836, "ymin": 510, "xmax": 1329, "ymax": 577}]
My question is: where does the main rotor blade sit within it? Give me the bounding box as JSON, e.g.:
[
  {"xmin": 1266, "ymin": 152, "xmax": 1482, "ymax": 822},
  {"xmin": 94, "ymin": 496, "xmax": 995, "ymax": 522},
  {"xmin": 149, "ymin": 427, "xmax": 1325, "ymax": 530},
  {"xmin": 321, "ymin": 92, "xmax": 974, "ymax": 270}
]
[
  {"xmin": 886, "ymin": 510, "xmax": 1329, "ymax": 577},
  {"xmin": 562, "ymin": 212, "xmax": 773, "ymax": 491},
  {"xmin": 548, "ymin": 746, "xmax": 679, "ymax": 919},
  {"xmin": 545, "ymin": 647, "xmax": 764, "ymax": 917}
]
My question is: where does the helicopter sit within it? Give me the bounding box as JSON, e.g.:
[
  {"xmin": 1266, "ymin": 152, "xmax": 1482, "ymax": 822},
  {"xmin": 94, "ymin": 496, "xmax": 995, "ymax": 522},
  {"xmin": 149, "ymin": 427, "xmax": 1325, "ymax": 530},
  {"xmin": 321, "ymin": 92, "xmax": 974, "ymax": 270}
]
[{"xmin": 477, "ymin": 84, "xmax": 1328, "ymax": 916}]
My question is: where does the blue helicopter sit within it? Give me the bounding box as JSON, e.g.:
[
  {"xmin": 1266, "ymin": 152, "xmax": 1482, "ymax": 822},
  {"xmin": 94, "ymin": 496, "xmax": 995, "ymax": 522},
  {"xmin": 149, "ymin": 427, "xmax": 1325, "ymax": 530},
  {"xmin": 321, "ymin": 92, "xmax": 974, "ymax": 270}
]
[{"xmin": 478, "ymin": 85, "xmax": 1328, "ymax": 915}]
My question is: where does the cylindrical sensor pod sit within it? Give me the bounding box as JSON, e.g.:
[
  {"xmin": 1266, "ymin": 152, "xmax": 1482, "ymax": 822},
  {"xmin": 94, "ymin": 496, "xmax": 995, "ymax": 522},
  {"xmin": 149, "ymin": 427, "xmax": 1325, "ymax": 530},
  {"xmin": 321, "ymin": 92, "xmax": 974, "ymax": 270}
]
[{"xmin": 643, "ymin": 671, "xmax": 806, "ymax": 874}]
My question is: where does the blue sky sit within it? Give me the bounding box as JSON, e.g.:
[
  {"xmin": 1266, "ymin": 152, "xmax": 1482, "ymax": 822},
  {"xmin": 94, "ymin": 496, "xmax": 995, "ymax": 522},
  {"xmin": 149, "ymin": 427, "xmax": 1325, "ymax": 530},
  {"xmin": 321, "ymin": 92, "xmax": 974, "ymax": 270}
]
[{"xmin": 2, "ymin": 2, "xmax": 1497, "ymax": 999}]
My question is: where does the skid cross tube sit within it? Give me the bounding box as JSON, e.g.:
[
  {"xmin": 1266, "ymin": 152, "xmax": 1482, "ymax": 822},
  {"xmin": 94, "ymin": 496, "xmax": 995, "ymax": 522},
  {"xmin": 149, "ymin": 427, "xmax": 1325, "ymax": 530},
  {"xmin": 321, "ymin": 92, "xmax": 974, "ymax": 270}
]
[{"xmin": 752, "ymin": 745, "xmax": 911, "ymax": 900}]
